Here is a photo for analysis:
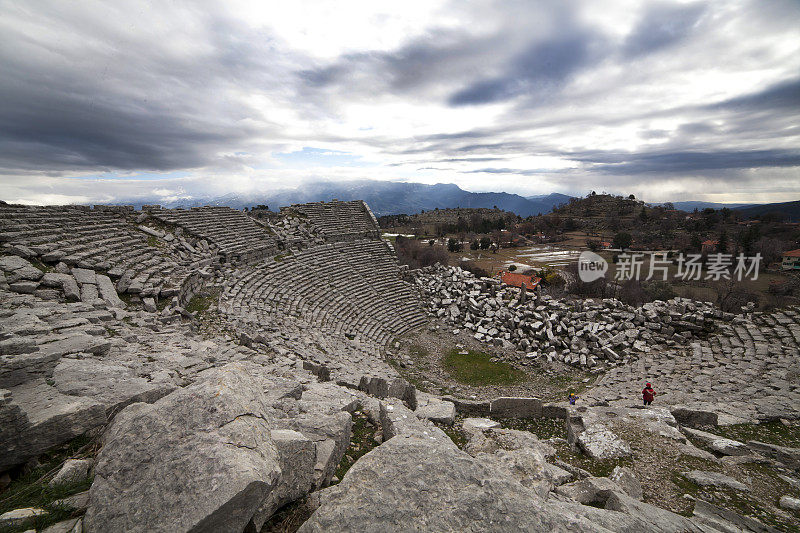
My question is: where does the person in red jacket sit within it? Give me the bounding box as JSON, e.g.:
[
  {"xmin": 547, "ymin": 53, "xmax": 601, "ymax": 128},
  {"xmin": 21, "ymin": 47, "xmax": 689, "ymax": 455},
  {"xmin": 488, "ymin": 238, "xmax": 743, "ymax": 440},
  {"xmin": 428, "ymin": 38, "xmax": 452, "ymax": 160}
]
[{"xmin": 642, "ymin": 382, "xmax": 656, "ymax": 406}]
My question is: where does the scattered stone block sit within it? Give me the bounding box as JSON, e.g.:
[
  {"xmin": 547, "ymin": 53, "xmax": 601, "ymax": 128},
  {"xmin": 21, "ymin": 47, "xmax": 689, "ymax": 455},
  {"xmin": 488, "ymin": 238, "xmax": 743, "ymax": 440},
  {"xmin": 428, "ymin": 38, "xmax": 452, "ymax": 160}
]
[
  {"xmin": 0, "ymin": 508, "xmax": 47, "ymax": 528},
  {"xmin": 681, "ymin": 427, "xmax": 749, "ymax": 456},
  {"xmin": 779, "ymin": 495, "xmax": 800, "ymax": 511},
  {"xmin": 489, "ymin": 396, "xmax": 542, "ymax": 418},
  {"xmin": 683, "ymin": 470, "xmax": 748, "ymax": 491},
  {"xmin": 50, "ymin": 458, "xmax": 92, "ymax": 486},
  {"xmin": 415, "ymin": 393, "xmax": 456, "ymax": 425},
  {"xmin": 671, "ymin": 407, "xmax": 718, "ymax": 428}
]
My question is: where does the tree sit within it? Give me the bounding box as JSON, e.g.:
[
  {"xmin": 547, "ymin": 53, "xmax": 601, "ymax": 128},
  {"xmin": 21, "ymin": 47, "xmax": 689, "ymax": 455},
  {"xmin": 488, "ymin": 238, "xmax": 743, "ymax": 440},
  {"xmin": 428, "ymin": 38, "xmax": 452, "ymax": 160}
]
[
  {"xmin": 628, "ymin": 194, "xmax": 635, "ymax": 200},
  {"xmin": 690, "ymin": 233, "xmax": 702, "ymax": 252},
  {"xmin": 508, "ymin": 264, "xmax": 517, "ymax": 271},
  {"xmin": 718, "ymin": 230, "xmax": 728, "ymax": 254},
  {"xmin": 428, "ymin": 239, "xmax": 435, "ymax": 247},
  {"xmin": 613, "ymin": 232, "xmax": 633, "ymax": 249},
  {"xmin": 470, "ymin": 239, "xmax": 479, "ymax": 250},
  {"xmin": 447, "ymin": 238, "xmax": 462, "ymax": 253},
  {"xmin": 663, "ymin": 202, "xmax": 674, "ymax": 210}
]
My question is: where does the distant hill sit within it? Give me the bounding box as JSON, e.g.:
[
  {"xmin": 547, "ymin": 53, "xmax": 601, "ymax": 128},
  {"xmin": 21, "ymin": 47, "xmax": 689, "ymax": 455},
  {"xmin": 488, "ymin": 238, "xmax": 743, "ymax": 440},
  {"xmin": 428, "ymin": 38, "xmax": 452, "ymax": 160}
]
[
  {"xmin": 117, "ymin": 181, "xmax": 573, "ymax": 217},
  {"xmin": 670, "ymin": 201, "xmax": 755, "ymax": 211},
  {"xmin": 734, "ymin": 200, "xmax": 800, "ymax": 222}
]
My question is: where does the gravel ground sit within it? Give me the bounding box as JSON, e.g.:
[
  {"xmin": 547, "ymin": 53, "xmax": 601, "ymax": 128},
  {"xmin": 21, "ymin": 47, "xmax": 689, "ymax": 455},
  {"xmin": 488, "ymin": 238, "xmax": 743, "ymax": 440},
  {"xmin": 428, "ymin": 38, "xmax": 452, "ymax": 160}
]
[{"xmin": 387, "ymin": 320, "xmax": 596, "ymax": 403}]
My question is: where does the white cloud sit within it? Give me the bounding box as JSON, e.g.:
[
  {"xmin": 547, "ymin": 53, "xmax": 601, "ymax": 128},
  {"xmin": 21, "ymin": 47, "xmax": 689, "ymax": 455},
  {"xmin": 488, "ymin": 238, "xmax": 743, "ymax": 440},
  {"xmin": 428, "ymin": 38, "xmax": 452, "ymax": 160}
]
[{"xmin": 0, "ymin": 0, "xmax": 798, "ymax": 205}]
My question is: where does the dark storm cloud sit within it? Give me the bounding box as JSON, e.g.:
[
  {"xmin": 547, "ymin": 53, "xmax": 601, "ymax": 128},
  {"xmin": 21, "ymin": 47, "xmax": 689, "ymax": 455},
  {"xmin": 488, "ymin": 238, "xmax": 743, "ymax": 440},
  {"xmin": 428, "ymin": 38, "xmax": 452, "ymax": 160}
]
[
  {"xmin": 298, "ymin": 28, "xmax": 503, "ymax": 97},
  {"xmin": 708, "ymin": 78, "xmax": 800, "ymax": 112},
  {"xmin": 574, "ymin": 149, "xmax": 800, "ymax": 174},
  {"xmin": 622, "ymin": 2, "xmax": 706, "ymax": 57},
  {"xmin": 448, "ymin": 30, "xmax": 601, "ymax": 106},
  {"xmin": 0, "ymin": 4, "xmax": 284, "ymax": 173}
]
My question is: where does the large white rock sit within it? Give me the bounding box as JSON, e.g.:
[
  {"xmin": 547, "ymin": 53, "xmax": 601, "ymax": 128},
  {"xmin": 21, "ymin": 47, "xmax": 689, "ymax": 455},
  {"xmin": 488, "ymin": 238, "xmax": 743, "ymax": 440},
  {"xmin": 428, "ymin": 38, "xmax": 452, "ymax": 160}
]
[
  {"xmin": 84, "ymin": 363, "xmax": 282, "ymax": 533},
  {"xmin": 53, "ymin": 358, "xmax": 174, "ymax": 416},
  {"xmin": 0, "ymin": 380, "xmax": 106, "ymax": 471}
]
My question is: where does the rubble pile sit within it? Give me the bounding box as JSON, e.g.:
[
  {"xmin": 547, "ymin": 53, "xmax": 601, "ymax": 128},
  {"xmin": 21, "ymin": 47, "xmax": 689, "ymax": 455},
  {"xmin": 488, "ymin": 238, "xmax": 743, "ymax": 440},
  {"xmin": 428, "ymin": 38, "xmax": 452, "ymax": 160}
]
[{"xmin": 412, "ymin": 264, "xmax": 731, "ymax": 369}]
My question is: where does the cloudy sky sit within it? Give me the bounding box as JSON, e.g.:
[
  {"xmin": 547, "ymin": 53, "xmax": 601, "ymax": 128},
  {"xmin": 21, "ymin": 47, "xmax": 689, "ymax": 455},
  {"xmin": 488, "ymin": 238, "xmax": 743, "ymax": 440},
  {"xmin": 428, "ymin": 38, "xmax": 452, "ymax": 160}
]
[{"xmin": 1, "ymin": 0, "xmax": 799, "ymax": 206}]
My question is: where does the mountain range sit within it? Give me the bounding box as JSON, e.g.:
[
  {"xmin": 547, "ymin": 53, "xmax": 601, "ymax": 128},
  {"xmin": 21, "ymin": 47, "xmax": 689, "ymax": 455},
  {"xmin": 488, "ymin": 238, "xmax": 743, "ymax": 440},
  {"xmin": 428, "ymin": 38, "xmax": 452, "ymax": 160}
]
[
  {"xmin": 110, "ymin": 180, "xmax": 799, "ymax": 220},
  {"xmin": 121, "ymin": 181, "xmax": 573, "ymax": 217}
]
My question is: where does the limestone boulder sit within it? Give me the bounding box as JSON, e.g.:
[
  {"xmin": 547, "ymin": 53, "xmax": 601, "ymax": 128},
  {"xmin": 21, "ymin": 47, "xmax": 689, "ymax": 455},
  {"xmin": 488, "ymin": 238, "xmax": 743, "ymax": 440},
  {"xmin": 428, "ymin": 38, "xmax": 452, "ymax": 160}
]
[
  {"xmin": 53, "ymin": 358, "xmax": 175, "ymax": 416},
  {"xmin": 609, "ymin": 466, "xmax": 643, "ymax": 500},
  {"xmin": 681, "ymin": 427, "xmax": 749, "ymax": 456},
  {"xmin": 49, "ymin": 458, "xmax": 93, "ymax": 486},
  {"xmin": 83, "ymin": 363, "xmax": 282, "ymax": 533},
  {"xmin": 415, "ymin": 393, "xmax": 456, "ymax": 425},
  {"xmin": 299, "ymin": 434, "xmax": 604, "ymax": 533},
  {"xmin": 247, "ymin": 429, "xmax": 316, "ymax": 532},
  {"xmin": 0, "ymin": 380, "xmax": 106, "ymax": 471},
  {"xmin": 683, "ymin": 470, "xmax": 748, "ymax": 492}
]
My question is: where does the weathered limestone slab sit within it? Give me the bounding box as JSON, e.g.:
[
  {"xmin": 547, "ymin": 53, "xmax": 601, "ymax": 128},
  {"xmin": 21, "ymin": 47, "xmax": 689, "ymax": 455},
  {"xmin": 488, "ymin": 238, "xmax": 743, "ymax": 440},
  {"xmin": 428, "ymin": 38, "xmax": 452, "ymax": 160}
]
[
  {"xmin": 489, "ymin": 396, "xmax": 542, "ymax": 418},
  {"xmin": 746, "ymin": 440, "xmax": 800, "ymax": 468},
  {"xmin": 555, "ymin": 476, "xmax": 623, "ymax": 505},
  {"xmin": 609, "ymin": 466, "xmax": 643, "ymax": 500},
  {"xmin": 415, "ymin": 393, "xmax": 456, "ymax": 425},
  {"xmin": 567, "ymin": 407, "xmax": 632, "ymax": 460},
  {"xmin": 0, "ymin": 508, "xmax": 47, "ymax": 528},
  {"xmin": 53, "ymin": 358, "xmax": 175, "ymax": 416},
  {"xmin": 462, "ymin": 417, "xmax": 500, "ymax": 432},
  {"xmin": 681, "ymin": 427, "xmax": 749, "ymax": 456},
  {"xmin": 84, "ymin": 363, "xmax": 282, "ymax": 533},
  {"xmin": 1, "ymin": 380, "xmax": 106, "ymax": 471},
  {"xmin": 79, "ymin": 283, "xmax": 99, "ymax": 303},
  {"xmin": 41, "ymin": 273, "xmax": 81, "ymax": 302},
  {"xmin": 299, "ymin": 433, "xmax": 602, "ymax": 532},
  {"xmin": 49, "ymin": 458, "xmax": 92, "ymax": 486},
  {"xmin": 358, "ymin": 375, "xmax": 417, "ymax": 410},
  {"xmin": 683, "ymin": 470, "xmax": 748, "ymax": 491},
  {"xmin": 95, "ymin": 274, "xmax": 125, "ymax": 308},
  {"xmin": 671, "ymin": 407, "xmax": 718, "ymax": 428},
  {"xmin": 247, "ymin": 429, "xmax": 316, "ymax": 532},
  {"xmin": 71, "ymin": 268, "xmax": 96, "ymax": 285},
  {"xmin": 380, "ymin": 399, "xmax": 449, "ymax": 442},
  {"xmin": 275, "ymin": 410, "xmax": 352, "ymax": 489}
]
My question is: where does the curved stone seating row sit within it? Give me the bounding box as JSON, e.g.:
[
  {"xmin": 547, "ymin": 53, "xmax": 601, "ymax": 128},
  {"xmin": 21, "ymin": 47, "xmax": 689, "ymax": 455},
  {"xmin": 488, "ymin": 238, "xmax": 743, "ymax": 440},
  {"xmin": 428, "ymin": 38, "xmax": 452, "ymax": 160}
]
[
  {"xmin": 221, "ymin": 241, "xmax": 427, "ymax": 350},
  {"xmin": 0, "ymin": 204, "xmax": 193, "ymax": 297},
  {"xmin": 151, "ymin": 207, "xmax": 277, "ymax": 264},
  {"xmin": 285, "ymin": 201, "xmax": 380, "ymax": 242}
]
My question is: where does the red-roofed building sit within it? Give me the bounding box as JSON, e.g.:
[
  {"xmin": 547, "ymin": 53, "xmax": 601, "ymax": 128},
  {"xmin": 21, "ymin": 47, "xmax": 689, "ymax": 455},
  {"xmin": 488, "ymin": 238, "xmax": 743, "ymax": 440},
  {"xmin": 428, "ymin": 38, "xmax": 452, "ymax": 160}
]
[
  {"xmin": 499, "ymin": 271, "xmax": 541, "ymax": 291},
  {"xmin": 701, "ymin": 240, "xmax": 719, "ymax": 253},
  {"xmin": 782, "ymin": 249, "xmax": 800, "ymax": 270}
]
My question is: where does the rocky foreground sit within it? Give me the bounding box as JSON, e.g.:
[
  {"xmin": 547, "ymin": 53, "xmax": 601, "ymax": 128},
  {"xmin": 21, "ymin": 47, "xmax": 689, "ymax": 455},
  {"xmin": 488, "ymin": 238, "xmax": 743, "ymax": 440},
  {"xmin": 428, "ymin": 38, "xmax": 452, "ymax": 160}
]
[{"xmin": 1, "ymin": 202, "xmax": 799, "ymax": 531}]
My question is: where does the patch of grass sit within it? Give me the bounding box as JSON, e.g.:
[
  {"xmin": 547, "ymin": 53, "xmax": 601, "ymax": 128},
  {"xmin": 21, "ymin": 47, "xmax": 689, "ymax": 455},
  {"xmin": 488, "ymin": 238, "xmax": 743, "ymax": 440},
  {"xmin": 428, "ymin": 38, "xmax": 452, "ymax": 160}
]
[
  {"xmin": 156, "ymin": 297, "xmax": 171, "ymax": 312},
  {"xmin": 273, "ymin": 253, "xmax": 291, "ymax": 262},
  {"xmin": 185, "ymin": 293, "xmax": 215, "ymax": 315},
  {"xmin": 0, "ymin": 434, "xmax": 98, "ymax": 533},
  {"xmin": 713, "ymin": 421, "xmax": 800, "ymax": 448},
  {"xmin": 332, "ymin": 411, "xmax": 380, "ymax": 484},
  {"xmin": 29, "ymin": 258, "xmax": 54, "ymax": 273},
  {"xmin": 496, "ymin": 416, "xmax": 567, "ymax": 440},
  {"xmin": 550, "ymin": 440, "xmax": 633, "ymax": 478},
  {"xmin": 145, "ymin": 235, "xmax": 161, "ymax": 248},
  {"xmin": 436, "ymin": 422, "xmax": 468, "ymax": 450},
  {"xmin": 442, "ymin": 348, "xmax": 527, "ymax": 386},
  {"xmin": 103, "ymin": 326, "xmax": 118, "ymax": 337}
]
